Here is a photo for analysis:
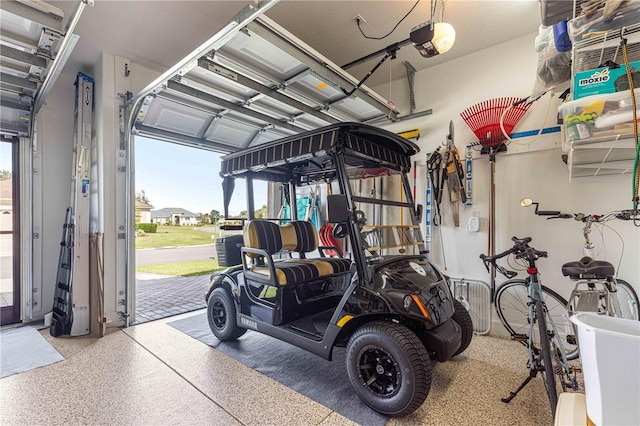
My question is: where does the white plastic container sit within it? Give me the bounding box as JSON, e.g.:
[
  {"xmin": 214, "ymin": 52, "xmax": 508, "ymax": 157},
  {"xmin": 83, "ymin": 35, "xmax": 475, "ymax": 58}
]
[
  {"xmin": 570, "ymin": 313, "xmax": 640, "ymax": 426},
  {"xmin": 554, "ymin": 393, "xmax": 587, "ymax": 426},
  {"xmin": 558, "ymin": 88, "xmax": 640, "ymax": 143}
]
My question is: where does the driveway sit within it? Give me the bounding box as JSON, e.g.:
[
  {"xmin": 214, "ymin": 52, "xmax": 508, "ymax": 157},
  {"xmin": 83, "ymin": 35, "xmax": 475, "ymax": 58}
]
[
  {"xmin": 134, "ymin": 275, "xmax": 209, "ymax": 324},
  {"xmin": 133, "ymin": 231, "xmax": 242, "ymax": 323}
]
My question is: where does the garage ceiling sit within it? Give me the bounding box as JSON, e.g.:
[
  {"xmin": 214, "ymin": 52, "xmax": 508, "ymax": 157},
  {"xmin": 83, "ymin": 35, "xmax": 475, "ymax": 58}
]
[{"xmin": 1, "ymin": 0, "xmax": 544, "ymax": 150}]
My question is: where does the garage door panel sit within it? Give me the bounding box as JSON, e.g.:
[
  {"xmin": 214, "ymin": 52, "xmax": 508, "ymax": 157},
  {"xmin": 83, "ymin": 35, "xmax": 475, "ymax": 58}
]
[
  {"xmin": 248, "ymin": 101, "xmax": 294, "ymax": 122},
  {"xmin": 1, "ymin": 0, "xmax": 72, "ymax": 137},
  {"xmin": 188, "ymin": 66, "xmax": 258, "ymax": 100},
  {"xmin": 253, "ymin": 95, "xmax": 306, "ymax": 116},
  {"xmin": 205, "ymin": 118, "xmax": 261, "ymax": 148},
  {"xmin": 331, "ymin": 96, "xmax": 386, "ymax": 121},
  {"xmin": 0, "ymin": 91, "xmax": 29, "ymax": 107},
  {"xmin": 185, "ymin": 69, "xmax": 331, "ymax": 128},
  {"xmin": 245, "ymin": 126, "xmax": 296, "ymax": 148},
  {"xmin": 292, "ymin": 114, "xmax": 331, "ymax": 129},
  {"xmin": 180, "ymin": 75, "xmax": 249, "ymax": 106},
  {"xmin": 206, "ymin": 124, "xmax": 254, "ymax": 148},
  {"xmin": 1, "ymin": 105, "xmax": 28, "ymax": 123},
  {"xmin": 289, "ymin": 72, "xmax": 343, "ymax": 102},
  {"xmin": 131, "ymin": 4, "xmax": 399, "ymax": 154},
  {"xmin": 144, "ymin": 97, "xmax": 213, "ymax": 137},
  {"xmin": 190, "ymin": 59, "xmax": 329, "ymax": 125},
  {"xmin": 221, "ymin": 30, "xmax": 307, "ymax": 80}
]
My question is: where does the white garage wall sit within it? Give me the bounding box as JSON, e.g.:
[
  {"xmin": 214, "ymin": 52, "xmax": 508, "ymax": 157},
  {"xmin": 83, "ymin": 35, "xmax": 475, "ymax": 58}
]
[
  {"xmin": 373, "ymin": 33, "xmax": 639, "ymax": 305},
  {"xmin": 93, "ymin": 53, "xmax": 161, "ymax": 326},
  {"xmin": 31, "ymin": 77, "xmax": 78, "ymax": 318},
  {"xmin": 31, "ymin": 53, "xmax": 161, "ymax": 325}
]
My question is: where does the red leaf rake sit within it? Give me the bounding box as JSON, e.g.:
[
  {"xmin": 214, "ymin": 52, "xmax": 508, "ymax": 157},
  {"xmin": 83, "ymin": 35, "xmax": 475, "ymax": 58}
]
[
  {"xmin": 460, "ymin": 97, "xmax": 532, "ymax": 298},
  {"xmin": 461, "ymin": 97, "xmax": 532, "ymax": 149}
]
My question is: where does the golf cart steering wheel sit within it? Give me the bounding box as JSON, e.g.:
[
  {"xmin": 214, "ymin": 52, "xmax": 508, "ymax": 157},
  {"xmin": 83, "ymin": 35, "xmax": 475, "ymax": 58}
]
[
  {"xmin": 332, "ymin": 210, "xmax": 367, "ymax": 239},
  {"xmin": 354, "ymin": 210, "xmax": 366, "ymax": 228},
  {"xmin": 332, "ymin": 222, "xmax": 348, "ymax": 239}
]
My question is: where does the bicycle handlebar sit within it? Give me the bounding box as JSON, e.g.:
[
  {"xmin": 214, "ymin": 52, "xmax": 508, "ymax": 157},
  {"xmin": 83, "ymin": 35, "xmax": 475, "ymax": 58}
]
[
  {"xmin": 479, "ymin": 236, "xmax": 547, "ymax": 278},
  {"xmin": 537, "ymin": 208, "xmax": 639, "ymax": 223},
  {"xmin": 614, "ymin": 209, "xmax": 640, "ymax": 221},
  {"xmin": 480, "ymin": 236, "xmax": 530, "ymax": 263},
  {"xmin": 536, "ymin": 209, "xmax": 562, "ymax": 216}
]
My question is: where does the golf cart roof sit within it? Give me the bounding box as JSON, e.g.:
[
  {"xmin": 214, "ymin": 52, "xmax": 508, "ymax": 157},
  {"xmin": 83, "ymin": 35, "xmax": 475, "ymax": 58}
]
[{"xmin": 219, "ymin": 123, "xmax": 419, "ymax": 182}]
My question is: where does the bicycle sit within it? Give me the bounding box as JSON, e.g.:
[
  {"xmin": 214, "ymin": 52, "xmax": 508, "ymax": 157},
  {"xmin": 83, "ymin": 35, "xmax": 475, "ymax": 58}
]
[
  {"xmin": 480, "ymin": 237, "xmax": 579, "ymax": 419},
  {"xmin": 520, "ymin": 199, "xmax": 640, "ymax": 350}
]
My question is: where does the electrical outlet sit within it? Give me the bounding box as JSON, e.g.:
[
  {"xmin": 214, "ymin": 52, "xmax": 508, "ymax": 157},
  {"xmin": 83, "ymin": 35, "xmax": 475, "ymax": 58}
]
[{"xmin": 353, "ymin": 14, "xmax": 366, "ymax": 23}]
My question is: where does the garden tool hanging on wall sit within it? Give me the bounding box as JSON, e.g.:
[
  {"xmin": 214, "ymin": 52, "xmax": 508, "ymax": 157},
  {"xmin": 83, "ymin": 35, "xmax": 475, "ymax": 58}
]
[
  {"xmin": 443, "ymin": 121, "xmax": 467, "ymax": 226},
  {"xmin": 427, "ymin": 121, "xmax": 467, "ymax": 227},
  {"xmin": 426, "ymin": 148, "xmax": 443, "ymax": 226}
]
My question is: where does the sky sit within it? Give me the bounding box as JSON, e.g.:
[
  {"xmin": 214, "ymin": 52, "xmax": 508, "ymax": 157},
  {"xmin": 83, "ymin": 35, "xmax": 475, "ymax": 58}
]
[
  {"xmin": 0, "ymin": 142, "xmax": 11, "ymax": 171},
  {"xmin": 135, "ymin": 136, "xmax": 267, "ymax": 217}
]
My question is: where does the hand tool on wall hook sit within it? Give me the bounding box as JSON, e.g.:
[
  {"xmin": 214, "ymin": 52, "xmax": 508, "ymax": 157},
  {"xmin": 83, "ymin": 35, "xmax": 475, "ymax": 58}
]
[
  {"xmin": 425, "ymin": 155, "xmax": 433, "ymax": 258},
  {"xmin": 426, "ymin": 147, "xmax": 443, "ymax": 226},
  {"xmin": 444, "ymin": 121, "xmax": 467, "ymax": 226},
  {"xmin": 465, "ymin": 145, "xmax": 473, "ymax": 206}
]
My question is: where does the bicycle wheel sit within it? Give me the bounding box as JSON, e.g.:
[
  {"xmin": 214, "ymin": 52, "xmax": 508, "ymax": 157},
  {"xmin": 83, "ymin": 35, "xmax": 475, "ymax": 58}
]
[
  {"xmin": 536, "ymin": 300, "xmax": 559, "ymax": 419},
  {"xmin": 614, "ymin": 279, "xmax": 639, "ymax": 321},
  {"xmin": 495, "ymin": 280, "xmax": 578, "ymax": 360}
]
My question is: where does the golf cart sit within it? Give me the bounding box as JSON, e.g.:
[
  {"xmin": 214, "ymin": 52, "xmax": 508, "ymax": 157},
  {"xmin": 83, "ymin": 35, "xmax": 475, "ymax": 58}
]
[{"xmin": 206, "ymin": 123, "xmax": 472, "ymax": 417}]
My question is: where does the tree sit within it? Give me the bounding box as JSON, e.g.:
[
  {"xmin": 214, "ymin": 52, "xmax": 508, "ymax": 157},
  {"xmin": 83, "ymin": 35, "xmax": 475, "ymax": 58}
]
[
  {"xmin": 234, "ymin": 206, "xmax": 267, "ymax": 219},
  {"xmin": 136, "ymin": 190, "xmax": 150, "ymax": 204},
  {"xmin": 198, "ymin": 212, "xmax": 211, "ymax": 224},
  {"xmin": 210, "ymin": 209, "xmax": 220, "ymax": 224},
  {"xmin": 255, "ymin": 205, "xmax": 268, "ymax": 218},
  {"xmin": 0, "ymin": 169, "xmax": 11, "ymax": 181},
  {"xmin": 135, "ymin": 206, "xmax": 141, "ymax": 225}
]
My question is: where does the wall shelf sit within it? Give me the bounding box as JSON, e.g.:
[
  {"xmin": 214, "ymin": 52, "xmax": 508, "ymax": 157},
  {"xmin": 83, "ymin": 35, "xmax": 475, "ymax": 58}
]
[
  {"xmin": 567, "ymin": 133, "xmax": 637, "ymax": 180},
  {"xmin": 566, "ymin": 19, "xmax": 640, "ymax": 181}
]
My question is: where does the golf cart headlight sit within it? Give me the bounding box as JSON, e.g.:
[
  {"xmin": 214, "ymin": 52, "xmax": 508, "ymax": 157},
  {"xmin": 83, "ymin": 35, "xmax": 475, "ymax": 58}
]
[{"xmin": 404, "ymin": 295, "xmax": 412, "ymax": 309}]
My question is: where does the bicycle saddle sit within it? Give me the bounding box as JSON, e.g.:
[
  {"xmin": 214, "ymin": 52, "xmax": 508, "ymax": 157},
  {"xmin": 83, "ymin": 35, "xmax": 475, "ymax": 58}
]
[{"xmin": 561, "ymin": 256, "xmax": 615, "ymax": 280}]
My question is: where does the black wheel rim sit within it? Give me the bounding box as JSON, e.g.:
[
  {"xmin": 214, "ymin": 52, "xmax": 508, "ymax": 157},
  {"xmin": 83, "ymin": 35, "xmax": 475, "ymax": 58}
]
[
  {"xmin": 211, "ymin": 300, "xmax": 226, "ymax": 329},
  {"xmin": 357, "ymin": 346, "xmax": 401, "ymax": 397}
]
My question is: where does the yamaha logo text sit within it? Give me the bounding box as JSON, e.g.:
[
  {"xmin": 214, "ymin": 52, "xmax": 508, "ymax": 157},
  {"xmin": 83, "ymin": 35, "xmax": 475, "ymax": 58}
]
[{"xmin": 240, "ymin": 315, "xmax": 258, "ymax": 330}]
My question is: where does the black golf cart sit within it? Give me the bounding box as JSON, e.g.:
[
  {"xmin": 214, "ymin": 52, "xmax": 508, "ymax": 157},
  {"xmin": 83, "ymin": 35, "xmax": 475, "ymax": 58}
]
[{"xmin": 206, "ymin": 123, "xmax": 472, "ymax": 417}]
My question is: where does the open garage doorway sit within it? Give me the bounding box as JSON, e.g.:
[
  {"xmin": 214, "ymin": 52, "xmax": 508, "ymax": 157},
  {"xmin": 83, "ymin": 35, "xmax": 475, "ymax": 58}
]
[{"xmin": 133, "ymin": 136, "xmax": 267, "ymax": 323}]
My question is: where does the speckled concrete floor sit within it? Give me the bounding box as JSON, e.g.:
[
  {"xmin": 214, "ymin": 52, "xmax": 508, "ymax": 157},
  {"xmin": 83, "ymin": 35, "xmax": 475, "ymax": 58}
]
[{"xmin": 0, "ymin": 311, "xmax": 568, "ymax": 426}]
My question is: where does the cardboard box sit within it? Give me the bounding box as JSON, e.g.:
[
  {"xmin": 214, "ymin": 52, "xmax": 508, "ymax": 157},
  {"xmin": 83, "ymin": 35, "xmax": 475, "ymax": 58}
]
[{"xmin": 574, "ymin": 60, "xmax": 640, "ymax": 99}]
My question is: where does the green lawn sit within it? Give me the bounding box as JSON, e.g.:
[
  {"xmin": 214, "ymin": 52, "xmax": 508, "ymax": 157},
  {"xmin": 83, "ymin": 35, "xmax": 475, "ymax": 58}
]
[
  {"xmin": 135, "ymin": 225, "xmax": 219, "ymax": 249},
  {"xmin": 136, "ymin": 259, "xmax": 227, "ymax": 277}
]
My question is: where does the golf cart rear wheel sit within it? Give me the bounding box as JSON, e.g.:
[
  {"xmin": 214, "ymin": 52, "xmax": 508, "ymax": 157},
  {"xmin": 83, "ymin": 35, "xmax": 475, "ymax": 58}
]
[
  {"xmin": 452, "ymin": 299, "xmax": 473, "ymax": 356},
  {"xmin": 207, "ymin": 287, "xmax": 247, "ymax": 341},
  {"xmin": 346, "ymin": 321, "xmax": 432, "ymax": 417}
]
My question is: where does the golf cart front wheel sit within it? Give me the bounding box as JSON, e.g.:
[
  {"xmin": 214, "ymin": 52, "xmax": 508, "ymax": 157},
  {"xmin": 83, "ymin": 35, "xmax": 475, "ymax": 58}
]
[
  {"xmin": 452, "ymin": 299, "xmax": 474, "ymax": 356},
  {"xmin": 207, "ymin": 287, "xmax": 246, "ymax": 341},
  {"xmin": 346, "ymin": 321, "xmax": 432, "ymax": 417}
]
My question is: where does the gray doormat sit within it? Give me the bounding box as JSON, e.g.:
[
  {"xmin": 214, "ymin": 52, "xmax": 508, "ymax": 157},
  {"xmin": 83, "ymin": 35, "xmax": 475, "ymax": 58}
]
[
  {"xmin": 168, "ymin": 313, "xmax": 387, "ymax": 426},
  {"xmin": 0, "ymin": 326, "xmax": 64, "ymax": 378}
]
